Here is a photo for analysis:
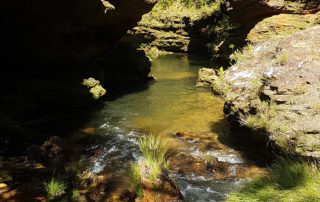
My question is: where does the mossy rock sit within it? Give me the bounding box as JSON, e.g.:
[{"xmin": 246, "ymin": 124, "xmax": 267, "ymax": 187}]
[{"xmin": 247, "ymin": 12, "xmax": 320, "ymax": 43}]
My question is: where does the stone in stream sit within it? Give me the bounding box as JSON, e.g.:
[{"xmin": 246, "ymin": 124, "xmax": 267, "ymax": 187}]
[{"xmin": 171, "ymin": 131, "xmax": 265, "ymax": 180}]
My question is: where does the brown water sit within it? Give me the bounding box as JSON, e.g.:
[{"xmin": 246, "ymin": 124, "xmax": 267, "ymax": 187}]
[{"xmin": 85, "ymin": 54, "xmax": 262, "ymax": 201}]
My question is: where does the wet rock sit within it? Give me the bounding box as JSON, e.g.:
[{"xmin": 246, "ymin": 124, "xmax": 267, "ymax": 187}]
[{"xmin": 26, "ymin": 136, "xmax": 83, "ymax": 167}]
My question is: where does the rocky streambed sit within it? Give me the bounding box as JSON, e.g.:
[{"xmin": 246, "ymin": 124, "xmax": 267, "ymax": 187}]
[{"xmin": 1, "ymin": 54, "xmax": 271, "ymax": 201}]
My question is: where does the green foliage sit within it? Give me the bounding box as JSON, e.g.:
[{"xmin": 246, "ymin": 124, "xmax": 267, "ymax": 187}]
[
  {"xmin": 72, "ymin": 189, "xmax": 80, "ymax": 200},
  {"xmin": 239, "ymin": 101, "xmax": 290, "ymax": 135},
  {"xmin": 65, "ymin": 160, "xmax": 83, "ymax": 178},
  {"xmin": 215, "ymin": 67, "xmax": 224, "ymax": 80},
  {"xmin": 240, "ymin": 114, "xmax": 268, "ymax": 130},
  {"xmin": 45, "ymin": 177, "xmax": 66, "ymax": 199},
  {"xmin": 128, "ymin": 163, "xmax": 143, "ymax": 200},
  {"xmin": 227, "ymin": 159, "xmax": 320, "ymax": 202},
  {"xmin": 139, "ymin": 135, "xmax": 170, "ymax": 181}
]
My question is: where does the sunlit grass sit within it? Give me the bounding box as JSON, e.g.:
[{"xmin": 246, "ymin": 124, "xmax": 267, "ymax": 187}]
[
  {"xmin": 128, "ymin": 134, "xmax": 175, "ymax": 198},
  {"xmin": 139, "ymin": 135, "xmax": 171, "ymax": 181},
  {"xmin": 227, "ymin": 159, "xmax": 320, "ymax": 202},
  {"xmin": 128, "ymin": 163, "xmax": 143, "ymax": 200},
  {"xmin": 45, "ymin": 177, "xmax": 66, "ymax": 199}
]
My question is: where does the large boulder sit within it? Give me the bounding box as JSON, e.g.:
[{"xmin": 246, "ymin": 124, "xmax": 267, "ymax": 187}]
[{"xmin": 211, "ymin": 26, "xmax": 320, "ymax": 159}]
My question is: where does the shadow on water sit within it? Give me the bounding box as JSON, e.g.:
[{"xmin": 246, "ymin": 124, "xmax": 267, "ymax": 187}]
[{"xmin": 216, "ymin": 122, "xmax": 277, "ymax": 166}]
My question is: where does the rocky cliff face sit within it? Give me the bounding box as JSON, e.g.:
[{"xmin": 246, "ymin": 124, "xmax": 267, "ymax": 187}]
[
  {"xmin": 123, "ymin": 2, "xmax": 227, "ymax": 57},
  {"xmin": 219, "ymin": 0, "xmax": 320, "ymax": 52},
  {"xmin": 197, "ymin": 1, "xmax": 320, "ymax": 159},
  {"xmin": 199, "ymin": 25, "xmax": 320, "ymax": 159},
  {"xmin": 222, "ymin": 0, "xmax": 320, "ymax": 29}
]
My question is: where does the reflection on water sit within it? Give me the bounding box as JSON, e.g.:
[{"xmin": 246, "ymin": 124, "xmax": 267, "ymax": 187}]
[
  {"xmin": 99, "ymin": 54, "xmax": 228, "ymax": 135},
  {"xmin": 85, "ymin": 54, "xmax": 258, "ymax": 201}
]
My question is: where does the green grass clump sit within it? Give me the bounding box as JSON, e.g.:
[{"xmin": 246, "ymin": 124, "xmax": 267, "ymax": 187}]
[
  {"xmin": 129, "ymin": 163, "xmax": 144, "ymax": 200},
  {"xmin": 45, "ymin": 177, "xmax": 67, "ymax": 199},
  {"xmin": 227, "ymin": 159, "xmax": 320, "ymax": 202},
  {"xmin": 72, "ymin": 189, "xmax": 80, "ymax": 200},
  {"xmin": 139, "ymin": 135, "xmax": 170, "ymax": 181},
  {"xmin": 128, "ymin": 135, "xmax": 174, "ymax": 199},
  {"xmin": 65, "ymin": 160, "xmax": 83, "ymax": 178},
  {"xmin": 241, "ymin": 114, "xmax": 267, "ymax": 130}
]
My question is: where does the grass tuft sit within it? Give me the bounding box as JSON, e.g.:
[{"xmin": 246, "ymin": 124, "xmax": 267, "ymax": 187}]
[
  {"xmin": 72, "ymin": 189, "xmax": 80, "ymax": 200},
  {"xmin": 139, "ymin": 135, "xmax": 171, "ymax": 181},
  {"xmin": 128, "ymin": 163, "xmax": 143, "ymax": 200},
  {"xmin": 45, "ymin": 177, "xmax": 66, "ymax": 199},
  {"xmin": 227, "ymin": 159, "xmax": 320, "ymax": 201}
]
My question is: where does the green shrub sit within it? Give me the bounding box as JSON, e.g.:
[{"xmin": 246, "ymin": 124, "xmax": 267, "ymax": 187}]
[
  {"xmin": 227, "ymin": 159, "xmax": 320, "ymax": 202},
  {"xmin": 45, "ymin": 177, "xmax": 66, "ymax": 199}
]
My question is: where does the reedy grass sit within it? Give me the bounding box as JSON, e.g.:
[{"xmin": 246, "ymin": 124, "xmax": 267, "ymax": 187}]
[
  {"xmin": 128, "ymin": 163, "xmax": 144, "ymax": 200},
  {"xmin": 128, "ymin": 134, "xmax": 175, "ymax": 198},
  {"xmin": 227, "ymin": 159, "xmax": 320, "ymax": 202},
  {"xmin": 139, "ymin": 135, "xmax": 171, "ymax": 181},
  {"xmin": 45, "ymin": 177, "xmax": 66, "ymax": 199}
]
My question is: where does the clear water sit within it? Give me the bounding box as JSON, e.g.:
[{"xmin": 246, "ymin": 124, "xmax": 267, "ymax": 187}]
[{"xmin": 84, "ymin": 54, "xmax": 251, "ymax": 201}]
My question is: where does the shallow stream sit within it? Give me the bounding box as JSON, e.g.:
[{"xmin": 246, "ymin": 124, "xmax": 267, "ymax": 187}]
[{"xmin": 83, "ymin": 54, "xmax": 262, "ymax": 201}]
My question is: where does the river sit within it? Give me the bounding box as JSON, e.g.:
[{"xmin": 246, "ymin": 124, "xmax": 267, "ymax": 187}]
[{"xmin": 83, "ymin": 54, "xmax": 263, "ymax": 201}]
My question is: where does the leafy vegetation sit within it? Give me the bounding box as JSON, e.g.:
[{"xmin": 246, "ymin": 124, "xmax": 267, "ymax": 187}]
[
  {"xmin": 227, "ymin": 159, "xmax": 320, "ymax": 202},
  {"xmin": 45, "ymin": 177, "xmax": 67, "ymax": 199}
]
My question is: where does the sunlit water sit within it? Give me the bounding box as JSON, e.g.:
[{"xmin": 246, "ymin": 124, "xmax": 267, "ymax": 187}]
[{"xmin": 84, "ymin": 54, "xmax": 250, "ymax": 201}]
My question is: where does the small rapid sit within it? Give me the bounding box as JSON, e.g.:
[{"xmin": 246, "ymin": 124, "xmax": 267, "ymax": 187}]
[{"xmin": 83, "ymin": 54, "xmax": 262, "ymax": 201}]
